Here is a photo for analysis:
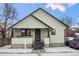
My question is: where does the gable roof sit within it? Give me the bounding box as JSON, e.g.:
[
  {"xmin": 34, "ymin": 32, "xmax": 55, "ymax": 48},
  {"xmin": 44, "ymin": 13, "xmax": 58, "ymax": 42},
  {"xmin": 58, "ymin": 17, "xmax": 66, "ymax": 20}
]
[
  {"xmin": 8, "ymin": 8, "xmax": 69, "ymax": 30},
  {"xmin": 31, "ymin": 15, "xmax": 53, "ymax": 30},
  {"xmin": 39, "ymin": 8, "xmax": 69, "ymax": 27}
]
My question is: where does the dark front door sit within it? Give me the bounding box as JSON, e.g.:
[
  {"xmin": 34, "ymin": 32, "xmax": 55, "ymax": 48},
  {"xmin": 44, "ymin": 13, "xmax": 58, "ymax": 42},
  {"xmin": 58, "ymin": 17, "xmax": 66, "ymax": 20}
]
[
  {"xmin": 35, "ymin": 29, "xmax": 41, "ymax": 41},
  {"xmin": 33, "ymin": 29, "xmax": 44, "ymax": 49}
]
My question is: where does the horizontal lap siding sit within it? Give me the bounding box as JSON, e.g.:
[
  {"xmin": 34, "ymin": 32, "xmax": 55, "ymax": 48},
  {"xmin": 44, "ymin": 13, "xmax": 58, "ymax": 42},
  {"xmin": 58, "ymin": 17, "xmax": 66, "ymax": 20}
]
[
  {"xmin": 41, "ymin": 29, "xmax": 48, "ymax": 41},
  {"xmin": 32, "ymin": 9, "xmax": 65, "ymax": 44},
  {"xmin": 13, "ymin": 16, "xmax": 48, "ymax": 29}
]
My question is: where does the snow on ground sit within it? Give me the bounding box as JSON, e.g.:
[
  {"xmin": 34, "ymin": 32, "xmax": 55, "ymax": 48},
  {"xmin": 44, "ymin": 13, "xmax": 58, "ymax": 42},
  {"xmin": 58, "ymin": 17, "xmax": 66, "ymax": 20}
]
[
  {"xmin": 41, "ymin": 53, "xmax": 79, "ymax": 56},
  {"xmin": 0, "ymin": 54, "xmax": 38, "ymax": 56},
  {"xmin": 0, "ymin": 45, "xmax": 11, "ymax": 49},
  {"xmin": 45, "ymin": 47, "xmax": 79, "ymax": 53},
  {"xmin": 0, "ymin": 45, "xmax": 32, "ymax": 54},
  {"xmin": 0, "ymin": 45, "xmax": 79, "ymax": 56}
]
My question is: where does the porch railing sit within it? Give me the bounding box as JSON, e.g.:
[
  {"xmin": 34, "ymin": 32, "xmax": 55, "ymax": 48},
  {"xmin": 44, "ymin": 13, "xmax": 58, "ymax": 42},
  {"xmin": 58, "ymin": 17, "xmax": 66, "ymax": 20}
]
[
  {"xmin": 12, "ymin": 37, "xmax": 33, "ymax": 44},
  {"xmin": 44, "ymin": 38, "xmax": 49, "ymax": 47}
]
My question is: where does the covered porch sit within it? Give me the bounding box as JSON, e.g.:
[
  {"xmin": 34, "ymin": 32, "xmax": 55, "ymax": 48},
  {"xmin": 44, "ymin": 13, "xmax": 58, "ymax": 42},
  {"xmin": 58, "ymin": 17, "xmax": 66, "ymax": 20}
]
[
  {"xmin": 11, "ymin": 28, "xmax": 51, "ymax": 49},
  {"xmin": 11, "ymin": 15, "xmax": 56, "ymax": 49}
]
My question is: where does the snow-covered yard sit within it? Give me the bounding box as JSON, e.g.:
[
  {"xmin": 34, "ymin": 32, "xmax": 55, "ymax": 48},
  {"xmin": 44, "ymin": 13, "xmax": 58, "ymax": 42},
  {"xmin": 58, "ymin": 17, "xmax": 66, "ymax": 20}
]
[{"xmin": 0, "ymin": 45, "xmax": 79, "ymax": 56}]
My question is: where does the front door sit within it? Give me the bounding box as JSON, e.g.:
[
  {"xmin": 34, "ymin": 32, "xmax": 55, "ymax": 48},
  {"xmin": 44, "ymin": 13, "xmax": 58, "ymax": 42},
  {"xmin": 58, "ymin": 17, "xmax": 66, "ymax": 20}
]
[
  {"xmin": 35, "ymin": 29, "xmax": 41, "ymax": 41},
  {"xmin": 33, "ymin": 29, "xmax": 44, "ymax": 49}
]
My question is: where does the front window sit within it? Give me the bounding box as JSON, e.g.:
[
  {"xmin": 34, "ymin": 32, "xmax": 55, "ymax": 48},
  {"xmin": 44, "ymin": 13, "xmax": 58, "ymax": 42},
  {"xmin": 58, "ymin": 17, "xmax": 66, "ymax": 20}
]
[
  {"xmin": 21, "ymin": 29, "xmax": 25, "ymax": 36},
  {"xmin": 26, "ymin": 29, "xmax": 31, "ymax": 36},
  {"xmin": 21, "ymin": 29, "xmax": 31, "ymax": 37}
]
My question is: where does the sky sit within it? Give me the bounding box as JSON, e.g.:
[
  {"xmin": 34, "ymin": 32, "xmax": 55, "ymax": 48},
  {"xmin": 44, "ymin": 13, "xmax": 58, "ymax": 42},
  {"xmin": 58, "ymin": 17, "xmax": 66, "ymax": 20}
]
[{"xmin": 0, "ymin": 3, "xmax": 79, "ymax": 26}]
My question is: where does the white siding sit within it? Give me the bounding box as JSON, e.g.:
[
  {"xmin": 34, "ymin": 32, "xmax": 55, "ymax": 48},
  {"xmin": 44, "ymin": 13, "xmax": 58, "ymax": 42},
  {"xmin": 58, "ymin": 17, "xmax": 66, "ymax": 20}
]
[
  {"xmin": 12, "ymin": 9, "xmax": 67, "ymax": 44},
  {"xmin": 49, "ymin": 29, "xmax": 64, "ymax": 43},
  {"xmin": 32, "ymin": 9, "xmax": 66, "ymax": 43},
  {"xmin": 31, "ymin": 29, "xmax": 35, "ymax": 42},
  {"xmin": 44, "ymin": 38, "xmax": 49, "ymax": 44},
  {"xmin": 41, "ymin": 29, "xmax": 48, "ymax": 41},
  {"xmin": 13, "ymin": 16, "xmax": 48, "ymax": 29},
  {"xmin": 32, "ymin": 9, "xmax": 66, "ymax": 29}
]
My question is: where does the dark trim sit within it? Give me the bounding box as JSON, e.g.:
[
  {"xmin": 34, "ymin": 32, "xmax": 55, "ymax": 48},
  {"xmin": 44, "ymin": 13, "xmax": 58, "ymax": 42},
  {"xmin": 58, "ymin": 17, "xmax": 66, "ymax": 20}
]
[
  {"xmin": 48, "ymin": 28, "xmax": 50, "ymax": 37},
  {"xmin": 7, "ymin": 8, "xmax": 69, "ymax": 30},
  {"xmin": 35, "ymin": 29, "xmax": 41, "ymax": 41},
  {"xmin": 21, "ymin": 29, "xmax": 31, "ymax": 37},
  {"xmin": 31, "ymin": 15, "xmax": 53, "ymax": 30},
  {"xmin": 11, "ymin": 28, "xmax": 14, "ymax": 37}
]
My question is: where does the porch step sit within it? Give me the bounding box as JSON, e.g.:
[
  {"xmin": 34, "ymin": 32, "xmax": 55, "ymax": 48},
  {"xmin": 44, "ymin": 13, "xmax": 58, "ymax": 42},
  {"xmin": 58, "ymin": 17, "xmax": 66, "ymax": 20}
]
[{"xmin": 32, "ymin": 41, "xmax": 44, "ymax": 50}]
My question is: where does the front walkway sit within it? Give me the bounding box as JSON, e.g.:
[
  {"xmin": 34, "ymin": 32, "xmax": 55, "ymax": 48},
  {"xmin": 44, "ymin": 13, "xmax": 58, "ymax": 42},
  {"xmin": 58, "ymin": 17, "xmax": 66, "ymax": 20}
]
[{"xmin": 0, "ymin": 45, "xmax": 79, "ymax": 56}]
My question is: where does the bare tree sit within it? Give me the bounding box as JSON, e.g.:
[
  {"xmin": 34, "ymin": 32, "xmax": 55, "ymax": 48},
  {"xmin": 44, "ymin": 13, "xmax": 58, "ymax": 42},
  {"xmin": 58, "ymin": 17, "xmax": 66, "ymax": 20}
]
[
  {"xmin": 61, "ymin": 16, "xmax": 74, "ymax": 37},
  {"xmin": 0, "ymin": 3, "xmax": 17, "ymax": 45},
  {"xmin": 61, "ymin": 16, "xmax": 73, "ymax": 27}
]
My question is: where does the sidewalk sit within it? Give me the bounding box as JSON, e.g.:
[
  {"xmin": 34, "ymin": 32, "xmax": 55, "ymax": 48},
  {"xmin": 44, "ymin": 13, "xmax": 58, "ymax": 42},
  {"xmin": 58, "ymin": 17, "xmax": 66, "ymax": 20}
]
[{"xmin": 0, "ymin": 45, "xmax": 79, "ymax": 56}]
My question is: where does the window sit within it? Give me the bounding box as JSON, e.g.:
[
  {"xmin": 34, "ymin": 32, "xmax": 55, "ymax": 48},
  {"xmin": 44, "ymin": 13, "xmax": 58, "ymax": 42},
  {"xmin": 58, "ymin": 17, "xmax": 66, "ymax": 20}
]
[
  {"xmin": 15, "ymin": 29, "xmax": 21, "ymax": 37},
  {"xmin": 51, "ymin": 29, "xmax": 56, "ymax": 35},
  {"xmin": 21, "ymin": 29, "xmax": 25, "ymax": 36},
  {"xmin": 25, "ymin": 29, "xmax": 31, "ymax": 36},
  {"xmin": 21, "ymin": 29, "xmax": 31, "ymax": 36}
]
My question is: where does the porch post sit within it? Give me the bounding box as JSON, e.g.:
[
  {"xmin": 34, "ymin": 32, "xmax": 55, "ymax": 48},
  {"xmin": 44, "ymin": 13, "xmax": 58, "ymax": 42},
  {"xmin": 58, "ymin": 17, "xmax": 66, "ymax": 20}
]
[
  {"xmin": 11, "ymin": 28, "xmax": 14, "ymax": 38},
  {"xmin": 11, "ymin": 28, "xmax": 14, "ymax": 48},
  {"xmin": 49, "ymin": 29, "xmax": 51, "ymax": 47}
]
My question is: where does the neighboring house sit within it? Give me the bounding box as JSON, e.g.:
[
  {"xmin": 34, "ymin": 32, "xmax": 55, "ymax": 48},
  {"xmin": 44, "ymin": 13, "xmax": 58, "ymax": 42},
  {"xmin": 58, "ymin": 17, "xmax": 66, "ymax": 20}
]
[
  {"xmin": 65, "ymin": 28, "xmax": 75, "ymax": 40},
  {"xmin": 65, "ymin": 28, "xmax": 75, "ymax": 37},
  {"xmin": 74, "ymin": 32, "xmax": 79, "ymax": 36},
  {"xmin": 9, "ymin": 8, "xmax": 68, "ymax": 49}
]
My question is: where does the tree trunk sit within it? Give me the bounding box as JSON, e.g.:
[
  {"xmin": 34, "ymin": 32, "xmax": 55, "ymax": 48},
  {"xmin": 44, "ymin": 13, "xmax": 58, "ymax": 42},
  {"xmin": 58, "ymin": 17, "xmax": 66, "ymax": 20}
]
[{"xmin": 1, "ymin": 30, "xmax": 6, "ymax": 46}]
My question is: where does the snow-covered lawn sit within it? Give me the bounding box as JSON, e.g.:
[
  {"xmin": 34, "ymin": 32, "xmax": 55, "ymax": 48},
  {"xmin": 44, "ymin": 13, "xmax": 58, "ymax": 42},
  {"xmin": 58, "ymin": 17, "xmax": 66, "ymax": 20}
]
[
  {"xmin": 42, "ymin": 47, "xmax": 79, "ymax": 56},
  {"xmin": 41, "ymin": 53, "xmax": 79, "ymax": 56},
  {"xmin": 0, "ymin": 45, "xmax": 32, "ymax": 54},
  {"xmin": 0, "ymin": 45, "xmax": 11, "ymax": 49},
  {"xmin": 45, "ymin": 47, "xmax": 79, "ymax": 53},
  {"xmin": 0, "ymin": 45, "xmax": 79, "ymax": 56}
]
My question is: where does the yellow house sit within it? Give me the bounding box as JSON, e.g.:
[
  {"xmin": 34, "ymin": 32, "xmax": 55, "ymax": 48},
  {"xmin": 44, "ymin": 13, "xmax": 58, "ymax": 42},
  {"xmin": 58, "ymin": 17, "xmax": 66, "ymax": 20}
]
[{"xmin": 9, "ymin": 8, "xmax": 68, "ymax": 49}]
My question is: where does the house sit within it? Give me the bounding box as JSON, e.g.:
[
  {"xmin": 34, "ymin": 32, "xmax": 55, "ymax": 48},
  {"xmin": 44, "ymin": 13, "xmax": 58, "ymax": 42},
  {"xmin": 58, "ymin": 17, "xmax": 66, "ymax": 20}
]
[
  {"xmin": 9, "ymin": 8, "xmax": 68, "ymax": 49},
  {"xmin": 65, "ymin": 28, "xmax": 75, "ymax": 37}
]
